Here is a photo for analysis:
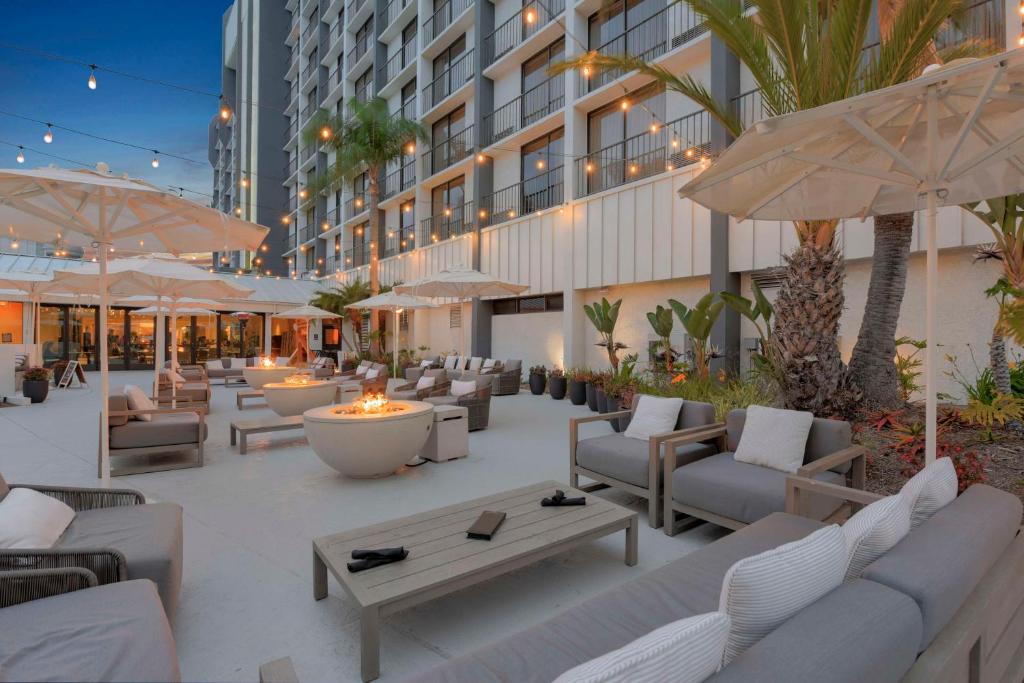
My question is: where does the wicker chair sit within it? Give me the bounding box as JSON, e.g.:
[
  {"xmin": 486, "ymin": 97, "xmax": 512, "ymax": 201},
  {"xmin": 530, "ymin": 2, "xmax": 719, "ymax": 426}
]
[
  {"xmin": 388, "ymin": 376, "xmax": 451, "ymax": 401},
  {"xmin": 492, "ymin": 359, "xmax": 522, "ymax": 396},
  {"xmin": 424, "ymin": 376, "xmax": 493, "ymax": 430}
]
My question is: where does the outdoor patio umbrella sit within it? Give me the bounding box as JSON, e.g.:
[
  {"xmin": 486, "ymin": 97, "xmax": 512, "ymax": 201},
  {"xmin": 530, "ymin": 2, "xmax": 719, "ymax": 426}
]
[
  {"xmin": 272, "ymin": 305, "xmax": 341, "ymax": 364},
  {"xmin": 678, "ymin": 50, "xmax": 1024, "ymax": 463},
  {"xmin": 0, "ymin": 164, "xmax": 267, "ymax": 480},
  {"xmin": 345, "ymin": 291, "xmax": 436, "ymax": 377},
  {"xmin": 393, "ymin": 267, "xmax": 529, "ymax": 299},
  {"xmin": 0, "ymin": 272, "xmax": 85, "ymax": 365}
]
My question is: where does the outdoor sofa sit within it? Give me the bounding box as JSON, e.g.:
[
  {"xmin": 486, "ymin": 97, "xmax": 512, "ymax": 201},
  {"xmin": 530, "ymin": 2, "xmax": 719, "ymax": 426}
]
[
  {"xmin": 389, "ymin": 369, "xmax": 451, "ymax": 401},
  {"xmin": 407, "ymin": 481, "xmax": 1024, "ymax": 683},
  {"xmin": 0, "ymin": 473, "xmax": 183, "ymax": 620},
  {"xmin": 204, "ymin": 356, "xmax": 256, "ymax": 382},
  {"xmin": 569, "ymin": 395, "xmax": 719, "ymax": 528},
  {"xmin": 155, "ymin": 369, "xmax": 212, "ymax": 406},
  {"xmin": 102, "ymin": 393, "xmax": 208, "ymax": 476},
  {"xmin": 0, "ymin": 571, "xmax": 181, "ymax": 682},
  {"xmin": 459, "ymin": 359, "xmax": 521, "ymax": 396}
]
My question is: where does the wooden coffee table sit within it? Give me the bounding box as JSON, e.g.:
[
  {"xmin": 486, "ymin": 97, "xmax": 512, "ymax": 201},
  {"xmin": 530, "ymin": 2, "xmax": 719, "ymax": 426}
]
[{"xmin": 312, "ymin": 481, "xmax": 638, "ymax": 681}]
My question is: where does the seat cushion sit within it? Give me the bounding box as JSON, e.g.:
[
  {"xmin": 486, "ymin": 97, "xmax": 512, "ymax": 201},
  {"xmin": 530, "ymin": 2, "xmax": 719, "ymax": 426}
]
[
  {"xmin": 56, "ymin": 502, "xmax": 183, "ymax": 619},
  {"xmin": 109, "ymin": 412, "xmax": 208, "ymax": 450},
  {"xmin": 408, "ymin": 513, "xmax": 824, "ymax": 683},
  {"xmin": 707, "ymin": 579, "xmax": 922, "ymax": 683},
  {"xmin": 0, "ymin": 580, "xmax": 180, "ymax": 683},
  {"xmin": 424, "ymin": 395, "xmax": 459, "ymax": 407},
  {"xmin": 861, "ymin": 484, "xmax": 1022, "ymax": 652},
  {"xmin": 577, "ymin": 434, "xmax": 716, "ymax": 489},
  {"xmin": 672, "ymin": 453, "xmax": 844, "ymax": 525}
]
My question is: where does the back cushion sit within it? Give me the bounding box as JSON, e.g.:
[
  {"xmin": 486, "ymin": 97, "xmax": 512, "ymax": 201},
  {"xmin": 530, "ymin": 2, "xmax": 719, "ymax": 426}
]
[
  {"xmin": 0, "ymin": 473, "xmax": 9, "ymax": 502},
  {"xmin": 861, "ymin": 484, "xmax": 1022, "ymax": 652},
  {"xmin": 107, "ymin": 394, "xmax": 130, "ymax": 426},
  {"xmin": 725, "ymin": 409, "xmax": 851, "ymax": 473},
  {"xmin": 677, "ymin": 400, "xmax": 716, "ymax": 430},
  {"xmin": 504, "ymin": 359, "xmax": 522, "ymax": 372}
]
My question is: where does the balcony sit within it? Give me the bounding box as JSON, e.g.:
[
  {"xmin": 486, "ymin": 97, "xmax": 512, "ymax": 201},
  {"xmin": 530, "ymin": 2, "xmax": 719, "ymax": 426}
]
[
  {"xmin": 301, "ymin": 143, "xmax": 318, "ymax": 164},
  {"xmin": 301, "ymin": 59, "xmax": 319, "ymax": 88},
  {"xmin": 345, "ymin": 0, "xmax": 367, "ymax": 21},
  {"xmin": 284, "ymin": 157, "xmax": 299, "ymax": 185},
  {"xmin": 481, "ymin": 166, "xmax": 563, "ymax": 227},
  {"xmin": 381, "ymin": 0, "xmax": 413, "ymax": 31},
  {"xmin": 382, "ymin": 225, "xmax": 416, "ymax": 257},
  {"xmin": 346, "ymin": 30, "xmax": 372, "ymax": 71},
  {"xmin": 482, "ymin": 73, "xmax": 563, "ymax": 147},
  {"xmin": 574, "ymin": 109, "xmax": 710, "ymax": 198},
  {"xmin": 732, "ymin": 88, "xmax": 768, "ymax": 129},
  {"xmin": 326, "ymin": 205, "xmax": 341, "ymax": 227},
  {"xmin": 935, "ymin": 0, "xmax": 1004, "ymax": 51},
  {"xmin": 345, "ymin": 194, "xmax": 369, "ymax": 220},
  {"xmin": 282, "ymin": 232, "xmax": 297, "ymax": 255},
  {"xmin": 425, "ymin": 125, "xmax": 474, "ymax": 176},
  {"xmin": 578, "ymin": 3, "xmax": 706, "ymax": 96},
  {"xmin": 482, "ymin": 0, "xmax": 564, "ymax": 65},
  {"xmin": 301, "ymin": 222, "xmax": 318, "ymax": 244},
  {"xmin": 381, "ymin": 161, "xmax": 416, "ymax": 200},
  {"xmin": 302, "ymin": 14, "xmax": 320, "ymax": 45},
  {"xmin": 392, "ymin": 99, "xmax": 416, "ymax": 121},
  {"xmin": 344, "ymin": 242, "xmax": 370, "ymax": 268},
  {"xmin": 301, "ymin": 102, "xmax": 317, "ymax": 122},
  {"xmin": 419, "ymin": 201, "xmax": 474, "ymax": 244},
  {"xmin": 379, "ymin": 38, "xmax": 417, "ymax": 91},
  {"xmin": 423, "ymin": 0, "xmax": 473, "ymax": 46},
  {"xmin": 422, "ymin": 49, "xmax": 474, "ymax": 112},
  {"xmin": 353, "ymin": 78, "xmax": 373, "ymax": 106},
  {"xmin": 286, "ymin": 117, "xmax": 300, "ymax": 144}
]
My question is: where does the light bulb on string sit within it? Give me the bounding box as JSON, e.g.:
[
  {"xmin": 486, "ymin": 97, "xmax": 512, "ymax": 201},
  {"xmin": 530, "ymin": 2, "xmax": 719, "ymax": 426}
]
[
  {"xmin": 87, "ymin": 65, "xmax": 98, "ymax": 90},
  {"xmin": 240, "ymin": 177, "xmax": 249, "ymax": 188},
  {"xmin": 43, "ymin": 124, "xmax": 53, "ymax": 144},
  {"xmin": 151, "ymin": 151, "xmax": 160, "ymax": 168},
  {"xmin": 15, "ymin": 147, "xmax": 25, "ymax": 164},
  {"xmin": 536, "ymin": 159, "xmax": 545, "ymax": 169},
  {"xmin": 219, "ymin": 95, "xmax": 231, "ymax": 121},
  {"xmin": 525, "ymin": 8, "xmax": 536, "ymax": 23}
]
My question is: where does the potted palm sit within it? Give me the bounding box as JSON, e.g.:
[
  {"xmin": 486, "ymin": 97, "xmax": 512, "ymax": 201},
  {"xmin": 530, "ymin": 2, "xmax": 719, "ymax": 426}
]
[
  {"xmin": 22, "ymin": 366, "xmax": 50, "ymax": 403},
  {"xmin": 528, "ymin": 365, "xmax": 547, "ymax": 395},
  {"xmin": 548, "ymin": 367, "xmax": 567, "ymax": 400},
  {"xmin": 566, "ymin": 367, "xmax": 588, "ymax": 405}
]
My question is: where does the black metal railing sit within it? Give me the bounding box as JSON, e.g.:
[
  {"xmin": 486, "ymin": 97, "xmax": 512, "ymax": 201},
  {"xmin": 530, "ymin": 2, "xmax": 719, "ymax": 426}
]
[
  {"xmin": 354, "ymin": 78, "xmax": 373, "ymax": 105},
  {"xmin": 935, "ymin": 0, "xmax": 1004, "ymax": 51},
  {"xmin": 379, "ymin": 38, "xmax": 417, "ymax": 88},
  {"xmin": 346, "ymin": 0, "xmax": 367, "ymax": 20},
  {"xmin": 344, "ymin": 242, "xmax": 370, "ymax": 268},
  {"xmin": 419, "ymin": 201, "xmax": 474, "ymax": 244},
  {"xmin": 425, "ymin": 125, "xmax": 474, "ymax": 176},
  {"xmin": 301, "ymin": 144, "xmax": 318, "ymax": 163},
  {"xmin": 287, "ymin": 117, "xmax": 299, "ymax": 141},
  {"xmin": 282, "ymin": 232, "xmax": 297, "ymax": 254},
  {"xmin": 383, "ymin": 225, "xmax": 416, "ymax": 256},
  {"xmin": 392, "ymin": 99, "xmax": 416, "ymax": 120},
  {"xmin": 575, "ymin": 109, "xmax": 710, "ymax": 198},
  {"xmin": 290, "ymin": 49, "xmax": 299, "ymax": 72},
  {"xmin": 482, "ymin": 0, "xmax": 565, "ymax": 65},
  {"xmin": 301, "ymin": 102, "xmax": 317, "ymax": 121},
  {"xmin": 381, "ymin": 161, "xmax": 416, "ymax": 200},
  {"xmin": 422, "ymin": 49, "xmax": 474, "ymax": 111},
  {"xmin": 326, "ymin": 254, "xmax": 339, "ymax": 273},
  {"xmin": 300, "ymin": 222, "xmax": 317, "ymax": 243},
  {"xmin": 302, "ymin": 14, "xmax": 320, "ymax": 43},
  {"xmin": 345, "ymin": 194, "xmax": 369, "ymax": 220},
  {"xmin": 285, "ymin": 156, "xmax": 298, "ymax": 178},
  {"xmin": 732, "ymin": 88, "xmax": 768, "ymax": 129},
  {"xmin": 579, "ymin": 3, "xmax": 705, "ymax": 96},
  {"xmin": 481, "ymin": 166, "xmax": 563, "ymax": 227},
  {"xmin": 347, "ymin": 30, "xmax": 372, "ymax": 70},
  {"xmin": 423, "ymin": 0, "xmax": 473, "ymax": 45},
  {"xmin": 382, "ymin": 0, "xmax": 413, "ymax": 29},
  {"xmin": 302, "ymin": 59, "xmax": 318, "ymax": 86},
  {"xmin": 482, "ymin": 73, "xmax": 563, "ymax": 146},
  {"xmin": 326, "ymin": 67, "xmax": 341, "ymax": 93}
]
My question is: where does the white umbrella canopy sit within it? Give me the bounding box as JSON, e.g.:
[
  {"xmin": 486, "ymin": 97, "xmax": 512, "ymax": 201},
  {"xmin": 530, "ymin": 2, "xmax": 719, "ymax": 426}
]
[
  {"xmin": 345, "ymin": 292, "xmax": 436, "ymax": 377},
  {"xmin": 393, "ymin": 268, "xmax": 529, "ymax": 299},
  {"xmin": 130, "ymin": 305, "xmax": 216, "ymax": 317},
  {"xmin": 679, "ymin": 50, "xmax": 1024, "ymax": 464},
  {"xmin": 273, "ymin": 305, "xmax": 341, "ymax": 364},
  {"xmin": 0, "ymin": 272, "xmax": 72, "ymax": 365}
]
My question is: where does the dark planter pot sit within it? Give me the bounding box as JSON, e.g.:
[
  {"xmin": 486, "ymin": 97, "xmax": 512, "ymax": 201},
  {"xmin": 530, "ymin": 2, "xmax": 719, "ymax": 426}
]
[
  {"xmin": 605, "ymin": 397, "xmax": 625, "ymax": 432},
  {"xmin": 585, "ymin": 382, "xmax": 598, "ymax": 411},
  {"xmin": 529, "ymin": 373, "xmax": 547, "ymax": 395},
  {"xmin": 596, "ymin": 388, "xmax": 608, "ymax": 413},
  {"xmin": 548, "ymin": 376, "xmax": 567, "ymax": 400},
  {"xmin": 568, "ymin": 379, "xmax": 587, "ymax": 405},
  {"xmin": 23, "ymin": 379, "xmax": 49, "ymax": 403}
]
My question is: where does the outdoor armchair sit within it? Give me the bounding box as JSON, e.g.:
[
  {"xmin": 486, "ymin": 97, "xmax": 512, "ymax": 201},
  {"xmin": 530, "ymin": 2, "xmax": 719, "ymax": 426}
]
[
  {"xmin": 492, "ymin": 359, "xmax": 521, "ymax": 395},
  {"xmin": 0, "ymin": 472, "xmax": 183, "ymax": 620},
  {"xmin": 569, "ymin": 396, "xmax": 719, "ymax": 528},
  {"xmin": 424, "ymin": 376, "xmax": 492, "ymax": 430},
  {"xmin": 102, "ymin": 394, "xmax": 208, "ymax": 477},
  {"xmin": 388, "ymin": 376, "xmax": 451, "ymax": 401},
  {"xmin": 662, "ymin": 408, "xmax": 865, "ymax": 535},
  {"xmin": 309, "ymin": 356, "xmax": 336, "ymax": 378},
  {"xmin": 338, "ymin": 359, "xmax": 372, "ymax": 381},
  {"xmin": 155, "ymin": 370, "xmax": 211, "ymax": 406}
]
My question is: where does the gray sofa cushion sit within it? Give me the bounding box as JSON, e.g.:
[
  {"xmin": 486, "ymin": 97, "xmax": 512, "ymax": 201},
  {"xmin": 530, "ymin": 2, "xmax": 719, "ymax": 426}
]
[
  {"xmin": 576, "ymin": 433, "xmax": 716, "ymax": 489},
  {"xmin": 725, "ymin": 409, "xmax": 852, "ymax": 474},
  {"xmin": 56, "ymin": 502, "xmax": 184, "ymax": 620},
  {"xmin": 672, "ymin": 452, "xmax": 844, "ymax": 524},
  {"xmin": 707, "ymin": 579, "xmax": 922, "ymax": 683},
  {"xmin": 409, "ymin": 513, "xmax": 824, "ymax": 683},
  {"xmin": 0, "ymin": 579, "xmax": 180, "ymax": 683},
  {"xmin": 862, "ymin": 483, "xmax": 1022, "ymax": 652},
  {"xmin": 110, "ymin": 412, "xmax": 208, "ymax": 450},
  {"xmin": 424, "ymin": 395, "xmax": 459, "ymax": 407}
]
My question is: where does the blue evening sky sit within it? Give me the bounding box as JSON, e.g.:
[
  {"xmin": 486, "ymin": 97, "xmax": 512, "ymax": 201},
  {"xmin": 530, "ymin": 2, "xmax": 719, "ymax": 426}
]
[{"xmin": 0, "ymin": 0, "xmax": 231, "ymax": 202}]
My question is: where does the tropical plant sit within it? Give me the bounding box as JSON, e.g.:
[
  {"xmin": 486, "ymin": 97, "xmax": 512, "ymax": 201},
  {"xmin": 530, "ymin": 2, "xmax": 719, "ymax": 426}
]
[
  {"xmin": 720, "ymin": 281, "xmax": 774, "ymax": 376},
  {"xmin": 309, "ymin": 278, "xmax": 372, "ymax": 352},
  {"xmin": 669, "ymin": 293, "xmax": 723, "ymax": 382},
  {"xmin": 584, "ymin": 298, "xmax": 626, "ymax": 370},
  {"xmin": 23, "ymin": 366, "xmax": 50, "ymax": 382},
  {"xmin": 960, "ymin": 393, "xmax": 1024, "ymax": 428},
  {"xmin": 529, "ymin": 365, "xmax": 547, "ymax": 376},
  {"xmin": 646, "ymin": 304, "xmax": 675, "ymax": 373},
  {"xmin": 548, "ymin": 367, "xmax": 564, "ymax": 378},
  {"xmin": 303, "ymin": 97, "xmax": 427, "ymax": 326},
  {"xmin": 894, "ymin": 336, "xmax": 926, "ymax": 401},
  {"xmin": 553, "ymin": 0, "xmax": 972, "ymax": 414}
]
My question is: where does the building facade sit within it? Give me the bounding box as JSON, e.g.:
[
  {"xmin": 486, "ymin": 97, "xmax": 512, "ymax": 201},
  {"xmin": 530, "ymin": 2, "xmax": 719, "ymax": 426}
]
[
  {"xmin": 274, "ymin": 0, "xmax": 1017, "ymax": 400},
  {"xmin": 210, "ymin": 0, "xmax": 292, "ymax": 275}
]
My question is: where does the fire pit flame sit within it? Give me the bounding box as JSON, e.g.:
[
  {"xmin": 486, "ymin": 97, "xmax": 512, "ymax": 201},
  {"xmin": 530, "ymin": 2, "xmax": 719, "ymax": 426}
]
[
  {"xmin": 355, "ymin": 393, "xmax": 390, "ymax": 413},
  {"xmin": 259, "ymin": 356, "xmax": 276, "ymax": 368},
  {"xmin": 284, "ymin": 374, "xmax": 313, "ymax": 385}
]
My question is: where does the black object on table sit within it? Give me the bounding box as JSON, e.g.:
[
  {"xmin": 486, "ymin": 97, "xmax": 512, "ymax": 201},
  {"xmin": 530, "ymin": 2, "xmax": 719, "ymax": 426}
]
[
  {"xmin": 467, "ymin": 510, "xmax": 506, "ymax": 540},
  {"xmin": 347, "ymin": 547, "xmax": 408, "ymax": 572},
  {"xmin": 541, "ymin": 490, "xmax": 586, "ymax": 507}
]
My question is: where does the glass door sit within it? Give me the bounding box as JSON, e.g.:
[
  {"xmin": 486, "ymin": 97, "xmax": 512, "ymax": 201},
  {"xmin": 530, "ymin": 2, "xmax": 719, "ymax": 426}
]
[
  {"xmin": 129, "ymin": 314, "xmax": 156, "ymax": 369},
  {"xmin": 106, "ymin": 309, "xmax": 128, "ymax": 371}
]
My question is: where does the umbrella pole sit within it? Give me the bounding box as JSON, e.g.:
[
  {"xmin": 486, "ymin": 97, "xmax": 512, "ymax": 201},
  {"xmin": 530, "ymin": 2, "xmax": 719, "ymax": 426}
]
[
  {"xmin": 33, "ymin": 297, "xmax": 40, "ymax": 367},
  {"xmin": 393, "ymin": 309, "xmax": 399, "ymax": 379},
  {"xmin": 170, "ymin": 300, "xmax": 178, "ymax": 404},
  {"xmin": 98, "ymin": 245, "xmax": 110, "ymax": 483},
  {"xmin": 154, "ymin": 294, "xmax": 164, "ymax": 396},
  {"xmin": 925, "ymin": 190, "xmax": 938, "ymax": 465}
]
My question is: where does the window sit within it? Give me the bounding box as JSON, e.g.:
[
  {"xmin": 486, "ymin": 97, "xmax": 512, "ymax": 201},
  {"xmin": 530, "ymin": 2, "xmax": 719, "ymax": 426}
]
[
  {"xmin": 354, "ymin": 68, "xmax": 373, "ymax": 103},
  {"xmin": 402, "ymin": 19, "xmax": 417, "ymax": 47},
  {"xmin": 0, "ymin": 302, "xmax": 23, "ymax": 344},
  {"xmin": 588, "ymin": 0, "xmax": 661, "ymax": 49},
  {"xmin": 522, "ymin": 39, "xmax": 564, "ymax": 93},
  {"xmin": 431, "ymin": 104, "xmax": 466, "ymax": 144},
  {"xmin": 400, "ymin": 201, "xmax": 415, "ymax": 251},
  {"xmin": 353, "ymin": 171, "xmax": 368, "ymax": 197},
  {"xmin": 521, "ymin": 128, "xmax": 564, "ymax": 213},
  {"xmin": 431, "ymin": 175, "xmax": 466, "ymax": 216},
  {"xmin": 491, "ymin": 294, "xmax": 564, "ymax": 315},
  {"xmin": 432, "ymin": 34, "xmax": 466, "ymax": 80},
  {"xmin": 356, "ymin": 17, "xmax": 373, "ymax": 47},
  {"xmin": 585, "ymin": 83, "xmax": 665, "ymax": 192},
  {"xmin": 521, "ymin": 39, "xmax": 565, "ymax": 124}
]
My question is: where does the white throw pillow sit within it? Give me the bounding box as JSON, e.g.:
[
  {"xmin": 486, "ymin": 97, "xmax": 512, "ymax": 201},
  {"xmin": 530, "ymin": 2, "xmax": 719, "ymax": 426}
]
[
  {"xmin": 482, "ymin": 358, "xmax": 497, "ymax": 369},
  {"xmin": 842, "ymin": 494, "xmax": 911, "ymax": 581},
  {"xmin": 229, "ymin": 357, "xmax": 247, "ymax": 369},
  {"xmin": 899, "ymin": 456, "xmax": 958, "ymax": 529},
  {"xmin": 552, "ymin": 612, "xmax": 730, "ymax": 683},
  {"xmin": 0, "ymin": 487, "xmax": 75, "ymax": 549},
  {"xmin": 733, "ymin": 405, "xmax": 814, "ymax": 473},
  {"xmin": 623, "ymin": 395, "xmax": 683, "ymax": 441},
  {"xmin": 124, "ymin": 384, "xmax": 156, "ymax": 422},
  {"xmin": 451, "ymin": 379, "xmax": 477, "ymax": 397},
  {"xmin": 443, "ymin": 356, "xmax": 457, "ymax": 370},
  {"xmin": 468, "ymin": 357, "xmax": 483, "ymax": 371},
  {"xmin": 365, "ymin": 368, "xmax": 380, "ymax": 380},
  {"xmin": 355, "ymin": 364, "xmax": 369, "ymax": 376},
  {"xmin": 719, "ymin": 524, "xmax": 847, "ymax": 665},
  {"xmin": 416, "ymin": 375, "xmax": 436, "ymax": 390},
  {"xmin": 419, "ymin": 359, "xmax": 433, "ymax": 368}
]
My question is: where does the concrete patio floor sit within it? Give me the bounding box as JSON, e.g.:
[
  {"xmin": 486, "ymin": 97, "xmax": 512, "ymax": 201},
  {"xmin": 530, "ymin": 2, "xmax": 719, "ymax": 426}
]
[{"xmin": 0, "ymin": 372, "xmax": 726, "ymax": 682}]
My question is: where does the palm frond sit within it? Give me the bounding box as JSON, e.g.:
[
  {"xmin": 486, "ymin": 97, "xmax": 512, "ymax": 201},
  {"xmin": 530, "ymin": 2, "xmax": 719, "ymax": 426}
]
[{"xmin": 862, "ymin": 0, "xmax": 960, "ymax": 92}]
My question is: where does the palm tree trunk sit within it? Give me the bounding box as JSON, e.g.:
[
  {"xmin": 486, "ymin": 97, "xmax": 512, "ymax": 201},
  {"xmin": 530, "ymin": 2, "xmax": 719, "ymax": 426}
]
[
  {"xmin": 367, "ymin": 172, "xmax": 382, "ymax": 354},
  {"xmin": 990, "ymin": 328, "xmax": 1011, "ymax": 394},
  {"xmin": 772, "ymin": 243, "xmax": 854, "ymax": 415},
  {"xmin": 848, "ymin": 212, "xmax": 914, "ymax": 409}
]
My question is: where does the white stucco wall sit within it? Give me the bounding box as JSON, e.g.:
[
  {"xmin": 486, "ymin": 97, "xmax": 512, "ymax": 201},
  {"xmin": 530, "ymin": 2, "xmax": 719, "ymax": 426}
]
[{"xmin": 492, "ymin": 310, "xmax": 563, "ymax": 370}]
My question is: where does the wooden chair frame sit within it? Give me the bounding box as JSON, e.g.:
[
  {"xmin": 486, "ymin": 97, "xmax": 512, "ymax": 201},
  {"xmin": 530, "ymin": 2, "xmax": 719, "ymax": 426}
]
[{"xmin": 100, "ymin": 404, "xmax": 207, "ymax": 477}]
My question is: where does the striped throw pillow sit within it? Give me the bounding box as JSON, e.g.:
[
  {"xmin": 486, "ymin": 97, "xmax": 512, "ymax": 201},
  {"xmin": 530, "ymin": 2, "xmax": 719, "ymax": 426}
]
[
  {"xmin": 552, "ymin": 612, "xmax": 730, "ymax": 683},
  {"xmin": 900, "ymin": 456, "xmax": 957, "ymax": 529},
  {"xmin": 719, "ymin": 525, "xmax": 847, "ymax": 665},
  {"xmin": 842, "ymin": 494, "xmax": 911, "ymax": 580}
]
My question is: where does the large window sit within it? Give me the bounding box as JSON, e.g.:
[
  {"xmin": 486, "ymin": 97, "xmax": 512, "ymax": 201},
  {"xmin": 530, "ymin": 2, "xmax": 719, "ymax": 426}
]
[
  {"xmin": 0, "ymin": 302, "xmax": 22, "ymax": 344},
  {"xmin": 430, "ymin": 175, "xmax": 467, "ymax": 240},
  {"xmin": 354, "ymin": 68, "xmax": 373, "ymax": 103},
  {"xmin": 588, "ymin": 0, "xmax": 661, "ymax": 49},
  {"xmin": 521, "ymin": 39, "xmax": 565, "ymax": 123},
  {"xmin": 39, "ymin": 305, "xmax": 66, "ymax": 366},
  {"xmin": 521, "ymin": 128, "xmax": 564, "ymax": 213},
  {"xmin": 432, "ymin": 34, "xmax": 466, "ymax": 79},
  {"xmin": 585, "ymin": 83, "xmax": 665, "ymax": 193}
]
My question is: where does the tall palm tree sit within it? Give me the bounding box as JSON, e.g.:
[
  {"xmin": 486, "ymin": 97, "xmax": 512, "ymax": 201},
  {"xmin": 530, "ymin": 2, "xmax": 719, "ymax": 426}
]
[
  {"xmin": 553, "ymin": 0, "xmax": 962, "ymax": 414},
  {"xmin": 310, "ymin": 277, "xmax": 372, "ymax": 352},
  {"xmin": 303, "ymin": 98, "xmax": 427, "ymax": 311}
]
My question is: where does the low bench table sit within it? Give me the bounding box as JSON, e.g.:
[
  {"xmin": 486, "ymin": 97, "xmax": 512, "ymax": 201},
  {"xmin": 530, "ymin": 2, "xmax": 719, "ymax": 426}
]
[
  {"xmin": 236, "ymin": 389, "xmax": 265, "ymax": 410},
  {"xmin": 312, "ymin": 480, "xmax": 638, "ymax": 681},
  {"xmin": 229, "ymin": 415, "xmax": 303, "ymax": 454}
]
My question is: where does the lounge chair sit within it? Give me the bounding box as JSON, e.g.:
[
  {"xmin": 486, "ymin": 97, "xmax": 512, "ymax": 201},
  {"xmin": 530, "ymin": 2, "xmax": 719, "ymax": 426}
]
[
  {"xmin": 204, "ymin": 357, "xmax": 253, "ymax": 383},
  {"xmin": 309, "ymin": 356, "xmax": 336, "ymax": 378},
  {"xmin": 154, "ymin": 370, "xmax": 212, "ymax": 407},
  {"xmin": 102, "ymin": 394, "xmax": 208, "ymax": 477},
  {"xmin": 424, "ymin": 374, "xmax": 492, "ymax": 430},
  {"xmin": 388, "ymin": 370, "xmax": 451, "ymax": 401}
]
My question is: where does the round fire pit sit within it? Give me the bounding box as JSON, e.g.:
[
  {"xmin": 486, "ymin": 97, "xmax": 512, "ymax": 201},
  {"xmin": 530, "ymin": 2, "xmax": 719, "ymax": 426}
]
[
  {"xmin": 263, "ymin": 379, "xmax": 337, "ymax": 417},
  {"xmin": 304, "ymin": 398, "xmax": 434, "ymax": 478},
  {"xmin": 243, "ymin": 366, "xmax": 302, "ymax": 389}
]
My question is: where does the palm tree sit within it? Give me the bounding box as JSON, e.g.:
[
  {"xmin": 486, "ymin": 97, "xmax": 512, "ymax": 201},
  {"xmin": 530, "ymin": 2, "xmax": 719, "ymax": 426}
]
[
  {"xmin": 303, "ymin": 98, "xmax": 427, "ymax": 320},
  {"xmin": 553, "ymin": 0, "xmax": 962, "ymax": 414},
  {"xmin": 310, "ymin": 278, "xmax": 372, "ymax": 353}
]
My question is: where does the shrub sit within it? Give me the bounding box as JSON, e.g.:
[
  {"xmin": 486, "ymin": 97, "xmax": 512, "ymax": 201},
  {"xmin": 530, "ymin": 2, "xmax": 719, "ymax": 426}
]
[
  {"xmin": 548, "ymin": 367, "xmax": 564, "ymax": 378},
  {"xmin": 529, "ymin": 365, "xmax": 547, "ymax": 376},
  {"xmin": 23, "ymin": 366, "xmax": 50, "ymax": 382}
]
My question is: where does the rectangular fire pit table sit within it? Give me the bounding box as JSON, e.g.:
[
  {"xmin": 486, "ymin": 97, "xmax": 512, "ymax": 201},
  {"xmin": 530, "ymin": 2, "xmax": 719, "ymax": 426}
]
[{"xmin": 312, "ymin": 480, "xmax": 638, "ymax": 681}]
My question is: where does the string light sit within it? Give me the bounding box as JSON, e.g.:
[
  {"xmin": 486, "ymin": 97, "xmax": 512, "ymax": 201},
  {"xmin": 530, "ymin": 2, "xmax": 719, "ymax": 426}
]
[
  {"xmin": 10, "ymin": 241, "xmax": 18, "ymax": 249},
  {"xmin": 299, "ymin": 188, "xmax": 308, "ymax": 199},
  {"xmin": 585, "ymin": 162, "xmax": 594, "ymax": 173},
  {"xmin": 15, "ymin": 146, "xmax": 24, "ymax": 163},
  {"xmin": 649, "ymin": 123, "xmax": 658, "ymax": 134},
  {"xmin": 240, "ymin": 177, "xmax": 249, "ymax": 188},
  {"xmin": 525, "ymin": 8, "xmax": 537, "ymax": 23},
  {"xmin": 536, "ymin": 159, "xmax": 545, "ymax": 169},
  {"xmin": 43, "ymin": 124, "xmax": 53, "ymax": 144},
  {"xmin": 403, "ymin": 203, "xmax": 412, "ymax": 213},
  {"xmin": 219, "ymin": 95, "xmax": 231, "ymax": 120},
  {"xmin": 235, "ymin": 206, "xmax": 242, "ymax": 216},
  {"xmin": 479, "ymin": 209, "xmax": 487, "ymax": 218},
  {"xmin": 443, "ymin": 207, "xmax": 452, "ymax": 217},
  {"xmin": 476, "ymin": 153, "xmax": 486, "ymax": 163},
  {"xmin": 320, "ymin": 126, "xmax": 331, "ymax": 140},
  {"xmin": 151, "ymin": 151, "xmax": 160, "ymax": 168},
  {"xmin": 405, "ymin": 142, "xmax": 415, "ymax": 154},
  {"xmin": 87, "ymin": 65, "xmax": 97, "ymax": 90},
  {"xmin": 282, "ymin": 215, "xmax": 291, "ymax": 225}
]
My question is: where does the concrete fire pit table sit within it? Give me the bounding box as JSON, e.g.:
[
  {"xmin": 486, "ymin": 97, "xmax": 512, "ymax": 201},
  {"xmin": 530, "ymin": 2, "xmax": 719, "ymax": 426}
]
[
  {"xmin": 243, "ymin": 366, "xmax": 305, "ymax": 389},
  {"xmin": 304, "ymin": 399, "xmax": 434, "ymax": 478},
  {"xmin": 263, "ymin": 379, "xmax": 337, "ymax": 417}
]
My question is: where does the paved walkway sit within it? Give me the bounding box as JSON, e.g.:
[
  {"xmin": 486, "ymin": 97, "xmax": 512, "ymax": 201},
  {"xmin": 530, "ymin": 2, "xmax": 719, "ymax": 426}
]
[{"xmin": 0, "ymin": 371, "xmax": 725, "ymax": 682}]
